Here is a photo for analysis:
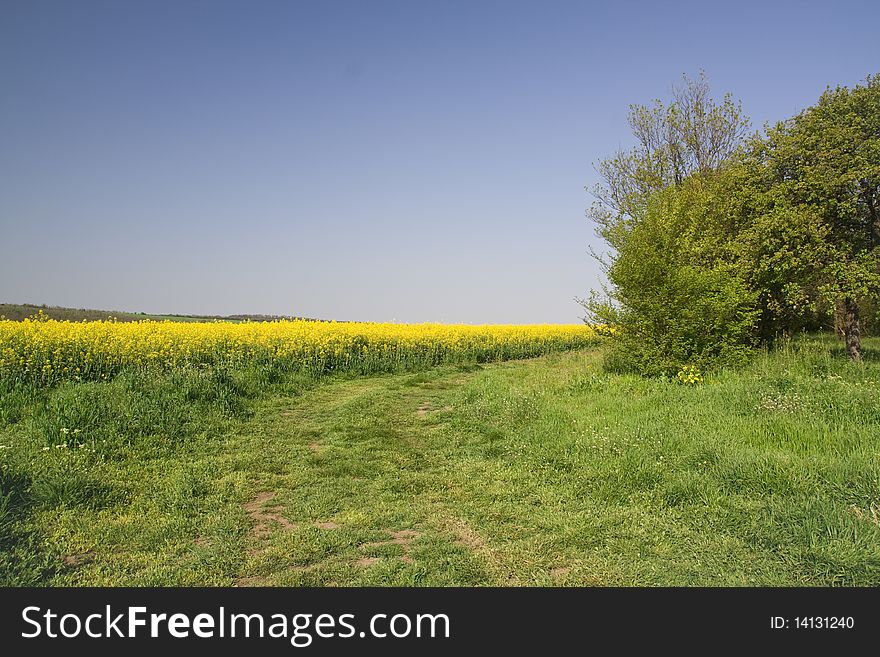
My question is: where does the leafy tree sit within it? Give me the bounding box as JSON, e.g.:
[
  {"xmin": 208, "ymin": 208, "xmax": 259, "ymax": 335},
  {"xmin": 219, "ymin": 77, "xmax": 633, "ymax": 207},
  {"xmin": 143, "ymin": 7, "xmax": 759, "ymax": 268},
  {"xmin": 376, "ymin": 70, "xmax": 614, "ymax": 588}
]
[
  {"xmin": 583, "ymin": 73, "xmax": 753, "ymax": 373},
  {"xmin": 588, "ymin": 71, "xmax": 751, "ymax": 253},
  {"xmin": 586, "ymin": 73, "xmax": 880, "ymax": 373},
  {"xmin": 755, "ymin": 75, "xmax": 880, "ymax": 360},
  {"xmin": 722, "ymin": 152, "xmax": 831, "ymax": 340}
]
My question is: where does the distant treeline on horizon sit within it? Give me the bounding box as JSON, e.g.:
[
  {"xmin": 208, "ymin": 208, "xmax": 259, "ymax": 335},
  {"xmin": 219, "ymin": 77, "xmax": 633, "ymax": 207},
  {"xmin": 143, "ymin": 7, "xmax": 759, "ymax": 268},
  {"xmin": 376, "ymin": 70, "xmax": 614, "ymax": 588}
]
[{"xmin": 0, "ymin": 303, "xmax": 323, "ymax": 324}]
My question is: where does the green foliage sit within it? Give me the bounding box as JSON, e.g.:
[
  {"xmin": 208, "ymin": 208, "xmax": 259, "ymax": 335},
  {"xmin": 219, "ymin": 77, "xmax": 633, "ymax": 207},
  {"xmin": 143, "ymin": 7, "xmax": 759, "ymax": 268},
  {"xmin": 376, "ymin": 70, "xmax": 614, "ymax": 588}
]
[
  {"xmin": 587, "ymin": 72, "xmax": 880, "ymax": 372},
  {"xmin": 587, "ymin": 174, "xmax": 759, "ymax": 375},
  {"xmin": 730, "ymin": 200, "xmax": 831, "ymax": 337},
  {"xmin": 757, "ymin": 75, "xmax": 880, "ymax": 327},
  {"xmin": 30, "ymin": 366, "xmax": 259, "ymax": 456},
  {"xmin": 589, "ymin": 71, "xmax": 751, "ymax": 252}
]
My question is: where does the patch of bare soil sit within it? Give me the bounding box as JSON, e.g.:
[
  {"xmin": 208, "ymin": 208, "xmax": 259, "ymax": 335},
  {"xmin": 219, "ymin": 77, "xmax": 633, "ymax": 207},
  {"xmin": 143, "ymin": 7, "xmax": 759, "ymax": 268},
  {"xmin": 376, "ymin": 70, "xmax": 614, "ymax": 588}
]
[
  {"xmin": 447, "ymin": 519, "xmax": 488, "ymax": 553},
  {"xmin": 429, "ymin": 511, "xmax": 519, "ymax": 584},
  {"xmin": 417, "ymin": 402, "xmax": 453, "ymax": 418},
  {"xmin": 360, "ymin": 529, "xmax": 420, "ymax": 564},
  {"xmin": 244, "ymin": 491, "xmax": 296, "ymax": 541},
  {"xmin": 62, "ymin": 551, "xmax": 95, "ymax": 568}
]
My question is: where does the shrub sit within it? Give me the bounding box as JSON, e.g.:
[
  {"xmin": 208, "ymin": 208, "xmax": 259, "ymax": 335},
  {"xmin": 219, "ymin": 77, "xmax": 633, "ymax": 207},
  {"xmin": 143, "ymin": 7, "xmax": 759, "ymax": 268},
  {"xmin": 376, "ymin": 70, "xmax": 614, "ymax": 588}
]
[{"xmin": 586, "ymin": 174, "xmax": 759, "ymax": 375}]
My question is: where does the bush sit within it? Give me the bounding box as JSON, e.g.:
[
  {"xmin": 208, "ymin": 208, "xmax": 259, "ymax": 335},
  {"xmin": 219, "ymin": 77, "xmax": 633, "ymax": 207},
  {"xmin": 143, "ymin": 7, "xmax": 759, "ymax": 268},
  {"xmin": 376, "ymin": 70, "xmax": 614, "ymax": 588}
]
[{"xmin": 587, "ymin": 174, "xmax": 759, "ymax": 375}]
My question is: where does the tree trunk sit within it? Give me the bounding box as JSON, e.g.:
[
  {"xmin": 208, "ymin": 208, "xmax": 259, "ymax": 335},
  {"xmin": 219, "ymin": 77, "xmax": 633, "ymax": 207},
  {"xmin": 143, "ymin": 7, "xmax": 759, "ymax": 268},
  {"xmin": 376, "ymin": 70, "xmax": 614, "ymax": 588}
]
[{"xmin": 843, "ymin": 297, "xmax": 862, "ymax": 362}]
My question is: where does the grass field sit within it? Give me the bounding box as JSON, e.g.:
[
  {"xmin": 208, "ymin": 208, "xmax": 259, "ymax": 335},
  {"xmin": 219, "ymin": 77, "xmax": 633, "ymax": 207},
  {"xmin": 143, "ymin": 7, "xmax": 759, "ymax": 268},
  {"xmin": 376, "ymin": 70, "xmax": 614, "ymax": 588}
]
[{"xmin": 2, "ymin": 333, "xmax": 878, "ymax": 586}]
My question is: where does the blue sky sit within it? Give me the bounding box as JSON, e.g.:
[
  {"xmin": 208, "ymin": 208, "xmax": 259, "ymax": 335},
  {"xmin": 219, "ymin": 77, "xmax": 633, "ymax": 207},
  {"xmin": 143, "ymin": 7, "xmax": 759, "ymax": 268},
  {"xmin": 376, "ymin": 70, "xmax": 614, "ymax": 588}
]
[{"xmin": 1, "ymin": 0, "xmax": 877, "ymax": 322}]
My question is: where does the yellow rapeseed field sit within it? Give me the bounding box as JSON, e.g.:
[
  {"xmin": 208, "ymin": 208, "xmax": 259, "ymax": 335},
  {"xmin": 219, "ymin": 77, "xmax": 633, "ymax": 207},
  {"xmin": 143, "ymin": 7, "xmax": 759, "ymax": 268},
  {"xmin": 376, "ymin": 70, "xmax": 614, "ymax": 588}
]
[{"xmin": 0, "ymin": 312, "xmax": 597, "ymax": 385}]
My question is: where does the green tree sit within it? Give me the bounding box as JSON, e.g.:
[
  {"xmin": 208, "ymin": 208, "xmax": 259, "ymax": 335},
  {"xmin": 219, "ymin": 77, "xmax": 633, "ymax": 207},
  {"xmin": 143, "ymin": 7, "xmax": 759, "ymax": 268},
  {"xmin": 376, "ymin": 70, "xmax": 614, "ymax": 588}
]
[
  {"xmin": 586, "ymin": 73, "xmax": 880, "ymax": 374},
  {"xmin": 584, "ymin": 73, "xmax": 754, "ymax": 373},
  {"xmin": 588, "ymin": 71, "xmax": 751, "ymax": 253},
  {"xmin": 756, "ymin": 75, "xmax": 880, "ymax": 360}
]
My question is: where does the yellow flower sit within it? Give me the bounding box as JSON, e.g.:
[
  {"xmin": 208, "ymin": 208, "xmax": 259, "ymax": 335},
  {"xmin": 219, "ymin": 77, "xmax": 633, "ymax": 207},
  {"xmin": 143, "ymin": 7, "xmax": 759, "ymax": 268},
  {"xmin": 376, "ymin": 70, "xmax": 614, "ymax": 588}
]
[
  {"xmin": 677, "ymin": 365, "xmax": 703, "ymax": 385},
  {"xmin": 0, "ymin": 317, "xmax": 598, "ymax": 385}
]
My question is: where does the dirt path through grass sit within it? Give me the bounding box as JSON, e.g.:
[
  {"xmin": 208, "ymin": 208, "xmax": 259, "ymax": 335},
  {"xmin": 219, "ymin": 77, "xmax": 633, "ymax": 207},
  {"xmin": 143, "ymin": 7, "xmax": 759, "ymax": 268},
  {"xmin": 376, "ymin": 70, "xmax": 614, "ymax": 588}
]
[
  {"xmin": 234, "ymin": 366, "xmax": 516, "ymax": 586},
  {"xmin": 17, "ymin": 340, "xmax": 880, "ymax": 586}
]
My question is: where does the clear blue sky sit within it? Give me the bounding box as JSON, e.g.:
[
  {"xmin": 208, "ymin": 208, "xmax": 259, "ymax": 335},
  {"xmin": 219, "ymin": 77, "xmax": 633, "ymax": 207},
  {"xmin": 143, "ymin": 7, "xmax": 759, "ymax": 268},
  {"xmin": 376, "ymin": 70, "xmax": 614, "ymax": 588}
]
[{"xmin": 1, "ymin": 0, "xmax": 877, "ymax": 323}]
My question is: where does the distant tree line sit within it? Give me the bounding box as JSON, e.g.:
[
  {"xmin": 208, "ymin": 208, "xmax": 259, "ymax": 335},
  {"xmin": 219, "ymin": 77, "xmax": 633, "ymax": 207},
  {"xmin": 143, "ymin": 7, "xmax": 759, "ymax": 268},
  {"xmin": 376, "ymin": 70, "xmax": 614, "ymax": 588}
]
[
  {"xmin": 0, "ymin": 303, "xmax": 323, "ymax": 323},
  {"xmin": 583, "ymin": 72, "xmax": 880, "ymax": 374}
]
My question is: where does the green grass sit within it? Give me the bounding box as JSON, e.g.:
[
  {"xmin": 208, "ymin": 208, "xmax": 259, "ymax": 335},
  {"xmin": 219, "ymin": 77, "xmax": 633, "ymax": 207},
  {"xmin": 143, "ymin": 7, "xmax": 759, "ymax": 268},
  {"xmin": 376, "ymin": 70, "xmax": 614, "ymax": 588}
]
[{"xmin": 1, "ymin": 334, "xmax": 879, "ymax": 585}]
